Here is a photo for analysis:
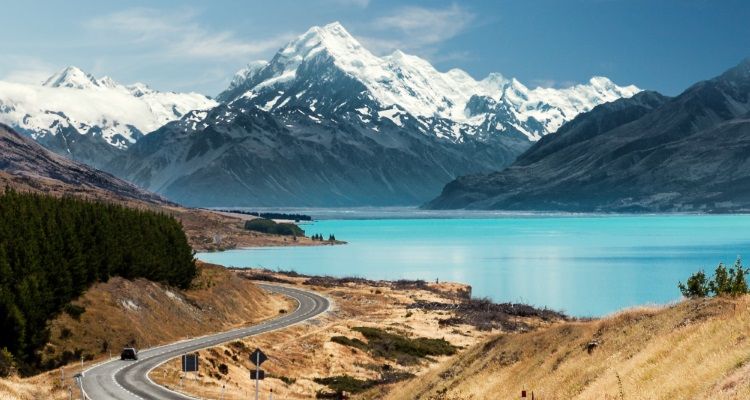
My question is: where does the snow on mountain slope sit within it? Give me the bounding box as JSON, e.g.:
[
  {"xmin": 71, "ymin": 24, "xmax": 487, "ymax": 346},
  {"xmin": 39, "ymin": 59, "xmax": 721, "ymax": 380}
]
[
  {"xmin": 220, "ymin": 22, "xmax": 640, "ymax": 141},
  {"xmin": 0, "ymin": 66, "xmax": 217, "ymax": 149}
]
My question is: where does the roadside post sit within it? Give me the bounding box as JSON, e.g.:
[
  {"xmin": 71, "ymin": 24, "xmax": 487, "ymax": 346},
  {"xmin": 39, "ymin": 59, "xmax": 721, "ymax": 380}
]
[
  {"xmin": 249, "ymin": 348, "xmax": 268, "ymax": 400},
  {"xmin": 181, "ymin": 353, "xmax": 199, "ymax": 388},
  {"xmin": 74, "ymin": 373, "xmax": 83, "ymax": 400}
]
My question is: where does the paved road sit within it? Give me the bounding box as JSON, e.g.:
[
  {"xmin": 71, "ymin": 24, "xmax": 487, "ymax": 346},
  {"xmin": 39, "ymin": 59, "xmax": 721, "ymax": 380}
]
[{"xmin": 81, "ymin": 284, "xmax": 329, "ymax": 399}]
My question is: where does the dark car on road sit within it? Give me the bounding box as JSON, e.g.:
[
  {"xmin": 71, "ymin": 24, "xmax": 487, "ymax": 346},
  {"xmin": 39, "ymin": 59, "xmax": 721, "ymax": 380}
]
[{"xmin": 120, "ymin": 347, "xmax": 138, "ymax": 360}]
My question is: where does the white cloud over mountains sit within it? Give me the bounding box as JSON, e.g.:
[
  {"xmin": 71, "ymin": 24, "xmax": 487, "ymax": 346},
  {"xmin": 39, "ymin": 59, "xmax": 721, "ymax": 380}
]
[
  {"xmin": 0, "ymin": 3, "xmax": 478, "ymax": 94},
  {"xmin": 359, "ymin": 4, "xmax": 475, "ymax": 56},
  {"xmin": 85, "ymin": 8, "xmax": 295, "ymax": 60}
]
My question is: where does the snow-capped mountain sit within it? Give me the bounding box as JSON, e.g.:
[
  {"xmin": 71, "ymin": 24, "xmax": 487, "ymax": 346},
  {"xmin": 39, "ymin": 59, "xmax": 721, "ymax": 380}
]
[
  {"xmin": 107, "ymin": 22, "xmax": 642, "ymax": 207},
  {"xmin": 219, "ymin": 22, "xmax": 640, "ymax": 141},
  {"xmin": 426, "ymin": 58, "xmax": 750, "ymax": 212},
  {"xmin": 0, "ymin": 66, "xmax": 217, "ymax": 167}
]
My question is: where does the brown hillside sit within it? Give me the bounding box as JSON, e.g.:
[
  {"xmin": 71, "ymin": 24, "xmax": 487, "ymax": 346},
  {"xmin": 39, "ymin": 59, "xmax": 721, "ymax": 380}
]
[
  {"xmin": 0, "ymin": 124, "xmax": 332, "ymax": 251},
  {"xmin": 0, "ymin": 123, "xmax": 167, "ymax": 205},
  {"xmin": 42, "ymin": 262, "xmax": 293, "ymax": 366},
  {"xmin": 0, "ymin": 262, "xmax": 292, "ymax": 400},
  {"xmin": 386, "ymin": 296, "xmax": 750, "ymax": 400}
]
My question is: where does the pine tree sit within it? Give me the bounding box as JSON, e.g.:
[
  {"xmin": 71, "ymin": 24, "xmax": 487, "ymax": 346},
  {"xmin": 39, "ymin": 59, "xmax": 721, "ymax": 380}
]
[{"xmin": 730, "ymin": 258, "xmax": 749, "ymax": 295}]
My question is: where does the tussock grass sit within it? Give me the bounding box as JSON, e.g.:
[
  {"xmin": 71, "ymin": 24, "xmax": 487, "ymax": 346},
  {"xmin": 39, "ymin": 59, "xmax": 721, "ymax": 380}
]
[{"xmin": 387, "ymin": 295, "xmax": 750, "ymax": 399}]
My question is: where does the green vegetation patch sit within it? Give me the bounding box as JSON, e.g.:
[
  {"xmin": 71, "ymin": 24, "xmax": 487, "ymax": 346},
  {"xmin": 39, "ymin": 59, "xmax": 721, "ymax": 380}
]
[
  {"xmin": 244, "ymin": 218, "xmax": 304, "ymax": 236},
  {"xmin": 62, "ymin": 304, "xmax": 86, "ymax": 320},
  {"xmin": 314, "ymin": 375, "xmax": 376, "ymax": 394},
  {"xmin": 330, "ymin": 335, "xmax": 368, "ymax": 352},
  {"xmin": 314, "ymin": 371, "xmax": 414, "ymax": 396},
  {"xmin": 331, "ymin": 326, "xmax": 457, "ymax": 365},
  {"xmin": 679, "ymin": 258, "xmax": 749, "ymax": 298}
]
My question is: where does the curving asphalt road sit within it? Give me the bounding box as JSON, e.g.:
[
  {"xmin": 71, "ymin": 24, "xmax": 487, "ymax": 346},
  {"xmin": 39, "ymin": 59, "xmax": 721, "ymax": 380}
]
[{"xmin": 81, "ymin": 283, "xmax": 329, "ymax": 399}]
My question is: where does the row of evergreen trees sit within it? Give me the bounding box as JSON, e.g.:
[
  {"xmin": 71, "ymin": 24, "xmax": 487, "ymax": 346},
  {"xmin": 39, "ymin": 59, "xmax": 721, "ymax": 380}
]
[
  {"xmin": 0, "ymin": 188, "xmax": 196, "ymax": 374},
  {"xmin": 311, "ymin": 234, "xmax": 336, "ymax": 241}
]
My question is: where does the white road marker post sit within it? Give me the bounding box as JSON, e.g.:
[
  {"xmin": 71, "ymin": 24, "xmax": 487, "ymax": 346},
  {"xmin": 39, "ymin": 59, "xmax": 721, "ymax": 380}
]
[
  {"xmin": 255, "ymin": 351, "xmax": 260, "ymax": 400},
  {"xmin": 74, "ymin": 374, "xmax": 84, "ymax": 400}
]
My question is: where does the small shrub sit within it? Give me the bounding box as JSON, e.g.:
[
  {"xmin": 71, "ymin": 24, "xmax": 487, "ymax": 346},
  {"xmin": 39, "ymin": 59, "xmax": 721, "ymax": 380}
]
[
  {"xmin": 279, "ymin": 375, "xmax": 296, "ymax": 385},
  {"xmin": 230, "ymin": 341, "xmax": 247, "ymax": 352},
  {"xmin": 59, "ymin": 328, "xmax": 72, "ymax": 340},
  {"xmin": 218, "ymin": 363, "xmax": 229, "ymax": 375},
  {"xmin": 0, "ymin": 348, "xmax": 16, "ymax": 377},
  {"xmin": 679, "ymin": 258, "xmax": 749, "ymax": 298},
  {"xmin": 63, "ymin": 304, "xmax": 86, "ymax": 320}
]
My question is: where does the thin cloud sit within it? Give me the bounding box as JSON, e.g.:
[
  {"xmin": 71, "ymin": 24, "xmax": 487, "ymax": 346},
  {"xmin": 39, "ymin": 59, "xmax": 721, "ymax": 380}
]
[
  {"xmin": 530, "ymin": 79, "xmax": 581, "ymax": 89},
  {"xmin": 85, "ymin": 8, "xmax": 293, "ymax": 60},
  {"xmin": 327, "ymin": 0, "xmax": 370, "ymax": 7},
  {"xmin": 0, "ymin": 56, "xmax": 56, "ymax": 84},
  {"xmin": 367, "ymin": 4, "xmax": 475, "ymax": 52}
]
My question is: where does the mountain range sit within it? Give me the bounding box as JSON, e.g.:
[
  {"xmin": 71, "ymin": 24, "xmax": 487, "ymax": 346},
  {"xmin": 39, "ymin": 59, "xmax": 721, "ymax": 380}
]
[
  {"xmin": 1, "ymin": 22, "xmax": 747, "ymax": 211},
  {"xmin": 426, "ymin": 59, "xmax": 750, "ymax": 212},
  {"xmin": 0, "ymin": 67, "xmax": 216, "ymax": 169},
  {"xmin": 102, "ymin": 22, "xmax": 637, "ymax": 206}
]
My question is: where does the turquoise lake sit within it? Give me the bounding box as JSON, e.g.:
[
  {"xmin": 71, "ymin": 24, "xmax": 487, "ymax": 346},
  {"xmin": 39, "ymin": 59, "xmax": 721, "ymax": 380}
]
[{"xmin": 197, "ymin": 212, "xmax": 750, "ymax": 316}]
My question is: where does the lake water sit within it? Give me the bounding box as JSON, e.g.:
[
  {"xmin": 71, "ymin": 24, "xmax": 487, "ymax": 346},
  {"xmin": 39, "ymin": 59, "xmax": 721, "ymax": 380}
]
[{"xmin": 197, "ymin": 211, "xmax": 750, "ymax": 316}]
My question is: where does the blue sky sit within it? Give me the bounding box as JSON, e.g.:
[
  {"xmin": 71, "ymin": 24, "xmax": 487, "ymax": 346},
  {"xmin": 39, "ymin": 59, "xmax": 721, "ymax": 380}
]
[{"xmin": 3, "ymin": 0, "xmax": 748, "ymax": 96}]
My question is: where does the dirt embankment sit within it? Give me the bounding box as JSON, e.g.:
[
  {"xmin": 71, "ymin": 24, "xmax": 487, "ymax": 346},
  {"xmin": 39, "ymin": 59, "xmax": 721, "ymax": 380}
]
[
  {"xmin": 0, "ymin": 262, "xmax": 292, "ymax": 400},
  {"xmin": 149, "ymin": 270, "xmax": 561, "ymax": 399},
  {"xmin": 386, "ymin": 296, "xmax": 750, "ymax": 400}
]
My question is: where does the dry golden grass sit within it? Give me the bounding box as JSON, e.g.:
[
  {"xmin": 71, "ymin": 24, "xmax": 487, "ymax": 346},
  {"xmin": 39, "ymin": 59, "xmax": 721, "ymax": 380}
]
[
  {"xmin": 0, "ymin": 262, "xmax": 290, "ymax": 400},
  {"xmin": 386, "ymin": 296, "xmax": 750, "ymax": 400},
  {"xmin": 41, "ymin": 262, "xmax": 292, "ymax": 365},
  {"xmin": 149, "ymin": 270, "xmax": 532, "ymax": 399},
  {"xmin": 0, "ymin": 370, "xmax": 75, "ymax": 400}
]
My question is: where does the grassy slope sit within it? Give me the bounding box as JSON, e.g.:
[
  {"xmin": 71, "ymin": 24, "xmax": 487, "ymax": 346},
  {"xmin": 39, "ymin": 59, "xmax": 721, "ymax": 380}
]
[
  {"xmin": 386, "ymin": 296, "xmax": 750, "ymax": 400},
  {"xmin": 43, "ymin": 262, "xmax": 292, "ymax": 365},
  {"xmin": 0, "ymin": 262, "xmax": 292, "ymax": 400}
]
